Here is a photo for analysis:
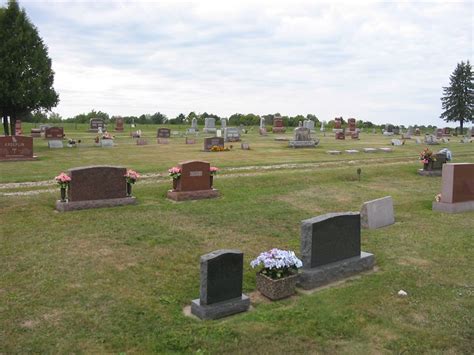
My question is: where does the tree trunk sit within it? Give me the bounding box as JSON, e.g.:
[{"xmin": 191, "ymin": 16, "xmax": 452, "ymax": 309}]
[
  {"xmin": 460, "ymin": 119, "xmax": 464, "ymax": 135},
  {"xmin": 10, "ymin": 113, "xmax": 16, "ymax": 136},
  {"xmin": 2, "ymin": 114, "xmax": 9, "ymax": 136}
]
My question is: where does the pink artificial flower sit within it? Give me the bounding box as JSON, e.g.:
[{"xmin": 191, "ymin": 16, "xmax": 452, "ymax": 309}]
[
  {"xmin": 55, "ymin": 172, "xmax": 71, "ymax": 183},
  {"xmin": 209, "ymin": 167, "xmax": 219, "ymax": 172},
  {"xmin": 168, "ymin": 167, "xmax": 181, "ymax": 174}
]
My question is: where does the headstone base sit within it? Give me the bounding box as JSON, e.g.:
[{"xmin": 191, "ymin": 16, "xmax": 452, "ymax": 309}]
[
  {"xmin": 383, "ymin": 132, "xmax": 394, "ymax": 136},
  {"xmin": 298, "ymin": 252, "xmax": 375, "ymax": 290},
  {"xmin": 203, "ymin": 128, "xmax": 217, "ymax": 134},
  {"xmin": 191, "ymin": 295, "xmax": 250, "ymax": 320},
  {"xmin": 167, "ymin": 189, "xmax": 219, "ymax": 201},
  {"xmin": 48, "ymin": 140, "xmax": 64, "ymax": 149},
  {"xmin": 101, "ymin": 140, "xmax": 114, "ymax": 147},
  {"xmin": 56, "ymin": 197, "xmax": 136, "ymax": 212},
  {"xmin": 288, "ymin": 140, "xmax": 317, "ymax": 148},
  {"xmin": 417, "ymin": 169, "xmax": 442, "ymax": 177},
  {"xmin": 432, "ymin": 201, "xmax": 474, "ymax": 213},
  {"xmin": 0, "ymin": 156, "xmax": 38, "ymax": 162},
  {"xmin": 272, "ymin": 127, "xmax": 286, "ymax": 133},
  {"xmin": 332, "ymin": 129, "xmax": 343, "ymax": 133}
]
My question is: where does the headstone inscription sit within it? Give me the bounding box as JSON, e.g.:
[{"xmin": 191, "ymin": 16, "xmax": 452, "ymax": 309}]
[
  {"xmin": 433, "ymin": 163, "xmax": 474, "ymax": 213},
  {"xmin": 55, "ymin": 166, "xmax": 137, "ymax": 212},
  {"xmin": 298, "ymin": 212, "xmax": 375, "ymax": 290},
  {"xmin": 0, "ymin": 136, "xmax": 36, "ymax": 161},
  {"xmin": 203, "ymin": 137, "xmax": 224, "ymax": 151},
  {"xmin": 224, "ymin": 127, "xmax": 241, "ymax": 142},
  {"xmin": 167, "ymin": 160, "xmax": 219, "ymax": 201},
  {"xmin": 360, "ymin": 196, "xmax": 395, "ymax": 229},
  {"xmin": 89, "ymin": 118, "xmax": 105, "ymax": 132},
  {"xmin": 191, "ymin": 250, "xmax": 250, "ymax": 320},
  {"xmin": 44, "ymin": 127, "xmax": 64, "ymax": 140}
]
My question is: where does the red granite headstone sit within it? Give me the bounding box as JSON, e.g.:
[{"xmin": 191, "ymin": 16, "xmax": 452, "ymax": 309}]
[
  {"xmin": 157, "ymin": 128, "xmax": 171, "ymax": 138},
  {"xmin": 334, "ymin": 117, "xmax": 342, "ymax": 129},
  {"xmin": 436, "ymin": 129, "xmax": 443, "ymax": 138},
  {"xmin": 348, "ymin": 118, "xmax": 356, "ymax": 132},
  {"xmin": 175, "ymin": 161, "xmax": 211, "ymax": 192},
  {"xmin": 335, "ymin": 131, "xmax": 345, "ymax": 140},
  {"xmin": 440, "ymin": 163, "xmax": 474, "ymax": 203},
  {"xmin": 0, "ymin": 136, "xmax": 34, "ymax": 161},
  {"xmin": 15, "ymin": 120, "xmax": 22, "ymax": 135},
  {"xmin": 115, "ymin": 117, "xmax": 124, "ymax": 131},
  {"xmin": 68, "ymin": 166, "xmax": 127, "ymax": 202},
  {"xmin": 44, "ymin": 127, "xmax": 64, "ymax": 140}
]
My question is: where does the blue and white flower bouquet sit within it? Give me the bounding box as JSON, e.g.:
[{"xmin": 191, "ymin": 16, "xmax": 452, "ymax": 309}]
[{"xmin": 250, "ymin": 248, "xmax": 303, "ymax": 280}]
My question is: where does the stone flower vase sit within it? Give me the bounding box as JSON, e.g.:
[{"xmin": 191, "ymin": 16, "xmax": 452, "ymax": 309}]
[
  {"xmin": 172, "ymin": 178, "xmax": 178, "ymax": 191},
  {"xmin": 60, "ymin": 187, "xmax": 67, "ymax": 202},
  {"xmin": 210, "ymin": 175, "xmax": 214, "ymax": 189},
  {"xmin": 256, "ymin": 272, "xmax": 299, "ymax": 300},
  {"xmin": 126, "ymin": 182, "xmax": 132, "ymax": 197}
]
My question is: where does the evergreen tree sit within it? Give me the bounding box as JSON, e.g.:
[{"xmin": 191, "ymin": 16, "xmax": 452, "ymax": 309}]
[
  {"xmin": 440, "ymin": 61, "xmax": 474, "ymax": 133},
  {"xmin": 0, "ymin": 0, "xmax": 59, "ymax": 135}
]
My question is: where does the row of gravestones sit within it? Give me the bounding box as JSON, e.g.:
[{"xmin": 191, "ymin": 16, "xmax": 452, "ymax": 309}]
[{"xmin": 192, "ymin": 210, "xmax": 381, "ymax": 320}]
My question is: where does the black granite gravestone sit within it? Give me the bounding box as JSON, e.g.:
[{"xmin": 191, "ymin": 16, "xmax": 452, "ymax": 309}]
[
  {"xmin": 191, "ymin": 249, "xmax": 249, "ymax": 320},
  {"xmin": 200, "ymin": 250, "xmax": 243, "ymax": 305},
  {"xmin": 301, "ymin": 213, "xmax": 360, "ymax": 267},
  {"xmin": 298, "ymin": 212, "xmax": 374, "ymax": 290}
]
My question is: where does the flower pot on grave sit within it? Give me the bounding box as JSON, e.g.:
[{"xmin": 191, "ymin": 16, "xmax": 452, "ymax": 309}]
[
  {"xmin": 60, "ymin": 187, "xmax": 67, "ymax": 202},
  {"xmin": 256, "ymin": 272, "xmax": 299, "ymax": 300},
  {"xmin": 210, "ymin": 175, "xmax": 214, "ymax": 189},
  {"xmin": 126, "ymin": 182, "xmax": 132, "ymax": 197}
]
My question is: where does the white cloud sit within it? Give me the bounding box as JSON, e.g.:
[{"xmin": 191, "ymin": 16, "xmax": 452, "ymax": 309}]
[{"xmin": 13, "ymin": 0, "xmax": 473, "ymax": 127}]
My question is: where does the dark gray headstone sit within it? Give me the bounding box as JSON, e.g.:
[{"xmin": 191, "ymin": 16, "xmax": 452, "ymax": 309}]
[
  {"xmin": 200, "ymin": 249, "xmax": 243, "ymax": 305},
  {"xmin": 301, "ymin": 212, "xmax": 361, "ymax": 268}
]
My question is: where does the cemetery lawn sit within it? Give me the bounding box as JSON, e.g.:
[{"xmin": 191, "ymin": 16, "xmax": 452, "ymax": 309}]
[{"xmin": 1, "ymin": 125, "xmax": 473, "ymax": 353}]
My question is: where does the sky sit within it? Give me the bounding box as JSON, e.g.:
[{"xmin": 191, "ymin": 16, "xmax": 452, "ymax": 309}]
[{"xmin": 13, "ymin": 0, "xmax": 474, "ymax": 126}]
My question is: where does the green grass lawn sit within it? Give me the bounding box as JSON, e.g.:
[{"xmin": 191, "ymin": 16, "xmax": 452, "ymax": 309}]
[{"xmin": 1, "ymin": 126, "xmax": 473, "ymax": 353}]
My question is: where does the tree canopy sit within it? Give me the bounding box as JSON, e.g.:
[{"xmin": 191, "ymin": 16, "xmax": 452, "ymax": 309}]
[
  {"xmin": 0, "ymin": 0, "xmax": 59, "ymax": 135},
  {"xmin": 440, "ymin": 60, "xmax": 474, "ymax": 132}
]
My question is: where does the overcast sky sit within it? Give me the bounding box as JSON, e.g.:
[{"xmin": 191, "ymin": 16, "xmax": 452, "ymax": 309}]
[{"xmin": 16, "ymin": 0, "xmax": 473, "ymax": 126}]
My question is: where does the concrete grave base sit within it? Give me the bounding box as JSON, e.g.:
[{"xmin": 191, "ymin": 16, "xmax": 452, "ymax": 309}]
[
  {"xmin": 272, "ymin": 128, "xmax": 286, "ymax": 133},
  {"xmin": 203, "ymin": 128, "xmax": 217, "ymax": 134},
  {"xmin": 298, "ymin": 252, "xmax": 375, "ymax": 290},
  {"xmin": 417, "ymin": 169, "xmax": 442, "ymax": 177},
  {"xmin": 167, "ymin": 189, "xmax": 219, "ymax": 201},
  {"xmin": 56, "ymin": 197, "xmax": 136, "ymax": 212},
  {"xmin": 432, "ymin": 201, "xmax": 474, "ymax": 213},
  {"xmin": 191, "ymin": 295, "xmax": 250, "ymax": 320},
  {"xmin": 288, "ymin": 140, "xmax": 317, "ymax": 148},
  {"xmin": 0, "ymin": 156, "xmax": 38, "ymax": 162}
]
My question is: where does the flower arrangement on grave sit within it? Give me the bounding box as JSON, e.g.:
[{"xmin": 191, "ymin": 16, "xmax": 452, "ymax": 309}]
[
  {"xmin": 55, "ymin": 172, "xmax": 71, "ymax": 202},
  {"xmin": 124, "ymin": 169, "xmax": 140, "ymax": 196},
  {"xmin": 210, "ymin": 145, "xmax": 230, "ymax": 152},
  {"xmin": 435, "ymin": 193, "xmax": 441, "ymax": 202},
  {"xmin": 251, "ymin": 248, "xmax": 303, "ymax": 300},
  {"xmin": 251, "ymin": 248, "xmax": 303, "ymax": 279},
  {"xmin": 168, "ymin": 166, "xmax": 181, "ymax": 180},
  {"xmin": 209, "ymin": 166, "xmax": 219, "ymax": 176},
  {"xmin": 102, "ymin": 132, "xmax": 114, "ymax": 140},
  {"xmin": 124, "ymin": 169, "xmax": 140, "ymax": 184},
  {"xmin": 94, "ymin": 135, "xmax": 100, "ymax": 144},
  {"xmin": 419, "ymin": 148, "xmax": 436, "ymax": 164}
]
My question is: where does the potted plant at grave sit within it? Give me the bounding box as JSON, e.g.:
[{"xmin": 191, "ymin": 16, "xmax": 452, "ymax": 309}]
[
  {"xmin": 209, "ymin": 166, "xmax": 219, "ymax": 188},
  {"xmin": 250, "ymin": 248, "xmax": 303, "ymax": 300},
  {"xmin": 168, "ymin": 166, "xmax": 181, "ymax": 191},
  {"xmin": 55, "ymin": 172, "xmax": 71, "ymax": 202},
  {"xmin": 124, "ymin": 169, "xmax": 140, "ymax": 196},
  {"xmin": 419, "ymin": 147, "xmax": 437, "ymax": 170}
]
